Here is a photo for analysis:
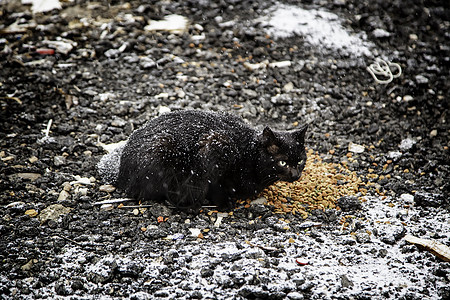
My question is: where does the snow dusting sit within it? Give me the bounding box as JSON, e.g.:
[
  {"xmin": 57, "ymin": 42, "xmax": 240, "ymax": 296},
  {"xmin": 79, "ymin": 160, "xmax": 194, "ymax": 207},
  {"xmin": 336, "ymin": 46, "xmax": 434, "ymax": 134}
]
[
  {"xmin": 47, "ymin": 192, "xmax": 449, "ymax": 299},
  {"xmin": 258, "ymin": 3, "xmax": 373, "ymax": 57}
]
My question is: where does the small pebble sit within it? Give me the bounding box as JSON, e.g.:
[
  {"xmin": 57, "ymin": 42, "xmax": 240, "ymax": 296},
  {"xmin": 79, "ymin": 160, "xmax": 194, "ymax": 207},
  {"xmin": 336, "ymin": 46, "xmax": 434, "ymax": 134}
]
[
  {"xmin": 100, "ymin": 204, "xmax": 114, "ymax": 211},
  {"xmin": 10, "ymin": 173, "xmax": 42, "ymax": 181},
  {"xmin": 63, "ymin": 182, "xmax": 71, "ymax": 192},
  {"xmin": 372, "ymin": 28, "xmax": 390, "ymax": 38},
  {"xmin": 99, "ymin": 185, "xmax": 116, "ymax": 193},
  {"xmin": 57, "ymin": 190, "xmax": 70, "ymax": 201},
  {"xmin": 269, "ymin": 61, "xmax": 292, "ymax": 68},
  {"xmin": 77, "ymin": 187, "xmax": 88, "ymax": 196},
  {"xmin": 409, "ymin": 33, "xmax": 418, "ymax": 40},
  {"xmin": 37, "ymin": 204, "xmax": 73, "ymax": 223},
  {"xmin": 54, "ymin": 156, "xmax": 66, "ymax": 166},
  {"xmin": 25, "ymin": 209, "xmax": 38, "ymax": 217},
  {"xmin": 29, "ymin": 156, "xmax": 38, "ymax": 163},
  {"xmin": 403, "ymin": 95, "xmax": 413, "ymax": 102},
  {"xmin": 348, "ymin": 142, "xmax": 365, "ymax": 153},
  {"xmin": 429, "ymin": 129, "xmax": 437, "ymax": 137},
  {"xmin": 242, "ymin": 89, "xmax": 258, "ymax": 99},
  {"xmin": 283, "ymin": 82, "xmax": 294, "ymax": 92},
  {"xmin": 415, "ymin": 75, "xmax": 429, "ymax": 85}
]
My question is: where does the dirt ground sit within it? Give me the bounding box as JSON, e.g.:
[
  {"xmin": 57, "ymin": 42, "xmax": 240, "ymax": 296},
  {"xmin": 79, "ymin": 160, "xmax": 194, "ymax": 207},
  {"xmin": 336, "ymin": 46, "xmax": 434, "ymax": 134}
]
[{"xmin": 1, "ymin": 0, "xmax": 449, "ymax": 299}]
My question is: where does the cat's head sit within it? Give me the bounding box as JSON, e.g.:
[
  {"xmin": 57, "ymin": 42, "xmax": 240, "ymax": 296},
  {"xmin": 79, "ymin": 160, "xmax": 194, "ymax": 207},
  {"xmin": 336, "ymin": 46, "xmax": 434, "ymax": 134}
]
[{"xmin": 260, "ymin": 125, "xmax": 308, "ymax": 182}]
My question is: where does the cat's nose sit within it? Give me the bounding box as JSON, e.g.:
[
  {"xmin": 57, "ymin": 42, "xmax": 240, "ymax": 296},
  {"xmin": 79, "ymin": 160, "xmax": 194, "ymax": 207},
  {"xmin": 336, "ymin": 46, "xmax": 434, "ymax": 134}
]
[{"xmin": 290, "ymin": 168, "xmax": 300, "ymax": 180}]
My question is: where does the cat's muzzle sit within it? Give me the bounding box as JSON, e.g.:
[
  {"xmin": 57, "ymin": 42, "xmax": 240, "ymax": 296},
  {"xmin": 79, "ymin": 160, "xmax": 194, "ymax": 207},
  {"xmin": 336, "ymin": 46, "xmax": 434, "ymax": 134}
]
[{"xmin": 279, "ymin": 168, "xmax": 302, "ymax": 182}]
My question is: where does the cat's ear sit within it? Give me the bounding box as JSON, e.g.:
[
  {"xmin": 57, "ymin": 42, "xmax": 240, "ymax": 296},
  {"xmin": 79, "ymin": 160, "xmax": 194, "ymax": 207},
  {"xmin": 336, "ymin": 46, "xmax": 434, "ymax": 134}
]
[
  {"xmin": 262, "ymin": 127, "xmax": 279, "ymax": 154},
  {"xmin": 294, "ymin": 124, "xmax": 308, "ymax": 142}
]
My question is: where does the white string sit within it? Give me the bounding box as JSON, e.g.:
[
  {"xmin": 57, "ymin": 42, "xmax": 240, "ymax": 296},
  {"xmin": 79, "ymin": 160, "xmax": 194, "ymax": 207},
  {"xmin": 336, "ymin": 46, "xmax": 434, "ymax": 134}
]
[
  {"xmin": 45, "ymin": 119, "xmax": 53, "ymax": 137},
  {"xmin": 367, "ymin": 58, "xmax": 402, "ymax": 84}
]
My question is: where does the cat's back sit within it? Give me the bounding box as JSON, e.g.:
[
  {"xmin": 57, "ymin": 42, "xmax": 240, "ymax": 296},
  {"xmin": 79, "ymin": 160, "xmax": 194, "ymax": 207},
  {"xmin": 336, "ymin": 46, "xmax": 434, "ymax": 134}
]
[
  {"xmin": 120, "ymin": 110, "xmax": 257, "ymax": 168},
  {"xmin": 131, "ymin": 110, "xmax": 252, "ymax": 143}
]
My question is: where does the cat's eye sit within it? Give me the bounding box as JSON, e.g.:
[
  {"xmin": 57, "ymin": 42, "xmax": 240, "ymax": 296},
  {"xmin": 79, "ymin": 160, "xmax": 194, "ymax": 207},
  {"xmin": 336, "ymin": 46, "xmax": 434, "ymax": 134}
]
[
  {"xmin": 278, "ymin": 161, "xmax": 287, "ymax": 167},
  {"xmin": 298, "ymin": 160, "xmax": 304, "ymax": 166}
]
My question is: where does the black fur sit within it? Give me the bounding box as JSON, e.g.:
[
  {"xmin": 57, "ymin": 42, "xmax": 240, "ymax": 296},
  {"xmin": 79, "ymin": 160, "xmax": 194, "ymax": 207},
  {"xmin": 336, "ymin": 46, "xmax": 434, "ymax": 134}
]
[{"xmin": 116, "ymin": 110, "xmax": 308, "ymax": 210}]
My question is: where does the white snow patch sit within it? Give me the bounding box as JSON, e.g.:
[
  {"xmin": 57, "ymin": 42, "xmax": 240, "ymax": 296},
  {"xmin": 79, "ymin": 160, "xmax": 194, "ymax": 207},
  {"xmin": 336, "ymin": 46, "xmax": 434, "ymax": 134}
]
[
  {"xmin": 399, "ymin": 137, "xmax": 416, "ymax": 151},
  {"xmin": 388, "ymin": 150, "xmax": 403, "ymax": 159},
  {"xmin": 23, "ymin": 0, "xmax": 61, "ymax": 14},
  {"xmin": 144, "ymin": 14, "xmax": 189, "ymax": 34},
  {"xmin": 258, "ymin": 3, "xmax": 373, "ymax": 57}
]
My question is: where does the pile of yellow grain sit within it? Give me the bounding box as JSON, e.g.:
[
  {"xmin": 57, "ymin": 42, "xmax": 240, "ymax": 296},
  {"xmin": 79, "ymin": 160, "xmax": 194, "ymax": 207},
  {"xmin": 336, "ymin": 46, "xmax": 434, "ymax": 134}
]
[{"xmin": 258, "ymin": 149, "xmax": 365, "ymax": 217}]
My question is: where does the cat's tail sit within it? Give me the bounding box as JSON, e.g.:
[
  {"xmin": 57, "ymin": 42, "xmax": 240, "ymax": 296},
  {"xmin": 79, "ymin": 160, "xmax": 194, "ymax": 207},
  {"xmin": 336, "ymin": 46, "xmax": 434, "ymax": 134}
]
[{"xmin": 97, "ymin": 141, "xmax": 126, "ymax": 184}]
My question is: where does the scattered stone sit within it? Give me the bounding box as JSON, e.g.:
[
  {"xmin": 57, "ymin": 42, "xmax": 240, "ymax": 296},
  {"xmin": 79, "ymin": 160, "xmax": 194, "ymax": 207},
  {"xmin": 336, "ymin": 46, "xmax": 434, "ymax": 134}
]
[
  {"xmin": 25, "ymin": 209, "xmax": 38, "ymax": 217},
  {"xmin": 243, "ymin": 60, "xmax": 268, "ymax": 71},
  {"xmin": 28, "ymin": 156, "xmax": 38, "ymax": 163},
  {"xmin": 8, "ymin": 173, "xmax": 41, "ymax": 181},
  {"xmin": 21, "ymin": 259, "xmax": 37, "ymax": 271},
  {"xmin": 340, "ymin": 274, "xmax": 354, "ymax": 288},
  {"xmin": 100, "ymin": 204, "xmax": 114, "ymax": 211},
  {"xmin": 87, "ymin": 256, "xmax": 117, "ymax": 283},
  {"xmin": 99, "ymin": 184, "xmax": 116, "ymax": 193},
  {"xmin": 70, "ymin": 176, "xmax": 92, "ymax": 185},
  {"xmin": 76, "ymin": 187, "xmax": 88, "ymax": 196},
  {"xmin": 283, "ymin": 82, "xmax": 294, "ymax": 93},
  {"xmin": 414, "ymin": 192, "xmax": 446, "ymax": 208},
  {"xmin": 415, "ymin": 74, "xmax": 429, "ymax": 85},
  {"xmin": 270, "ymin": 94, "xmax": 293, "ymax": 105},
  {"xmin": 5, "ymin": 201, "xmax": 25, "ymax": 209},
  {"xmin": 37, "ymin": 204, "xmax": 73, "ymax": 224},
  {"xmin": 348, "ymin": 142, "xmax": 365, "ymax": 153},
  {"xmin": 158, "ymin": 106, "xmax": 171, "ymax": 115},
  {"xmin": 55, "ymin": 280, "xmax": 73, "ymax": 296},
  {"xmin": 403, "ymin": 95, "xmax": 413, "ymax": 102},
  {"xmin": 376, "ymin": 224, "xmax": 406, "ymax": 245},
  {"xmin": 63, "ymin": 182, "xmax": 71, "ymax": 192},
  {"xmin": 341, "ymin": 237, "xmax": 356, "ymax": 246},
  {"xmin": 111, "ymin": 117, "xmax": 126, "ymax": 127},
  {"xmin": 372, "ymin": 28, "xmax": 391, "ymax": 38},
  {"xmin": 98, "ymin": 92, "xmax": 116, "ymax": 101},
  {"xmin": 242, "ymin": 89, "xmax": 258, "ymax": 99},
  {"xmin": 53, "ymin": 155, "xmax": 66, "ymax": 166},
  {"xmin": 355, "ymin": 232, "xmax": 371, "ymax": 243},
  {"xmin": 139, "ymin": 56, "xmax": 156, "ymax": 68},
  {"xmin": 43, "ymin": 40, "xmax": 74, "ymax": 55},
  {"xmin": 268, "ymin": 61, "xmax": 292, "ymax": 68},
  {"xmin": 430, "ymin": 129, "xmax": 437, "ymax": 138},
  {"xmin": 409, "ymin": 33, "xmax": 419, "ymax": 40},
  {"xmin": 57, "ymin": 190, "xmax": 70, "ymax": 201}
]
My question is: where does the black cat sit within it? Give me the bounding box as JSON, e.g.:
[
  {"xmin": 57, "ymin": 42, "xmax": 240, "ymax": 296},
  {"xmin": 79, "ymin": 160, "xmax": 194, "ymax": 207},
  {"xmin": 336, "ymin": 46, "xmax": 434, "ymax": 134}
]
[{"xmin": 115, "ymin": 110, "xmax": 308, "ymax": 210}]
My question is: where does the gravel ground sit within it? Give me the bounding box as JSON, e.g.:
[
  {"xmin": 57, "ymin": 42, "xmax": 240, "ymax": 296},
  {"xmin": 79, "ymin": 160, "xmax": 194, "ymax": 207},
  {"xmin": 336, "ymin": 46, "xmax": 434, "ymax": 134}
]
[{"xmin": 1, "ymin": 0, "xmax": 449, "ymax": 299}]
